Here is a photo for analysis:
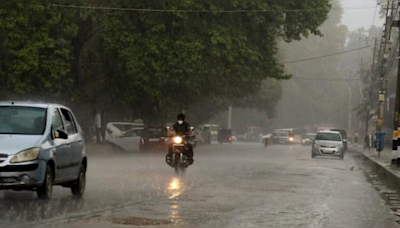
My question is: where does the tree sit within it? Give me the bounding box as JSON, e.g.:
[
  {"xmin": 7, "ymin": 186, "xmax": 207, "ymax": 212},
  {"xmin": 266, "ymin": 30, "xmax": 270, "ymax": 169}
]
[
  {"xmin": 0, "ymin": 2, "xmax": 78, "ymax": 98},
  {"xmin": 0, "ymin": 0, "xmax": 332, "ymax": 126}
]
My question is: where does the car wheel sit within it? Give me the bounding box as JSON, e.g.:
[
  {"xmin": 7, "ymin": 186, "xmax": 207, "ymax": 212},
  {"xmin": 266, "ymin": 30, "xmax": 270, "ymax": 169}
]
[
  {"xmin": 37, "ymin": 165, "xmax": 53, "ymax": 200},
  {"xmin": 71, "ymin": 165, "xmax": 86, "ymax": 197}
]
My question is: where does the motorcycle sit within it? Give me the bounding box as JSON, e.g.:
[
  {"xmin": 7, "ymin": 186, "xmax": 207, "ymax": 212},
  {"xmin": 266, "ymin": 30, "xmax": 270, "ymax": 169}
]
[{"xmin": 166, "ymin": 131, "xmax": 192, "ymax": 174}]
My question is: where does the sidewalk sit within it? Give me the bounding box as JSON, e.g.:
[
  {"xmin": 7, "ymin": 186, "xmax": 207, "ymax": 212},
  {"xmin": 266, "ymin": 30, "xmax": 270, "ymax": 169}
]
[{"xmin": 351, "ymin": 145, "xmax": 400, "ymax": 188}]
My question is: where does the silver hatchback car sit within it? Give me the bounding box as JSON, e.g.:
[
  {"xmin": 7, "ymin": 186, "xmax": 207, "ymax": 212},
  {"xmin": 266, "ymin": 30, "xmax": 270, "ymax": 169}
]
[
  {"xmin": 0, "ymin": 101, "xmax": 87, "ymax": 199},
  {"xmin": 311, "ymin": 130, "xmax": 344, "ymax": 160}
]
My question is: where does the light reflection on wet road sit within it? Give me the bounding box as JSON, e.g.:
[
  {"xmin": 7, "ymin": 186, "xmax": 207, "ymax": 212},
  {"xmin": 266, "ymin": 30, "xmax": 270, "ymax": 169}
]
[{"xmin": 1, "ymin": 142, "xmax": 399, "ymax": 228}]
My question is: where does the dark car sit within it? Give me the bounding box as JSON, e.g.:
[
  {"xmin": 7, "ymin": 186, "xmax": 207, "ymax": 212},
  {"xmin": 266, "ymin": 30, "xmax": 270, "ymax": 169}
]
[
  {"xmin": 139, "ymin": 126, "xmax": 168, "ymax": 151},
  {"xmin": 330, "ymin": 129, "xmax": 347, "ymax": 152},
  {"xmin": 217, "ymin": 128, "xmax": 233, "ymax": 144}
]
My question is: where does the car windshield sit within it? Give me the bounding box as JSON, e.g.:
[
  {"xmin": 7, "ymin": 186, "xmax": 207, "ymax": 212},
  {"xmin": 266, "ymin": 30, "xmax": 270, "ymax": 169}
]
[
  {"xmin": 143, "ymin": 128, "xmax": 165, "ymax": 137},
  {"xmin": 316, "ymin": 133, "xmax": 341, "ymax": 141},
  {"xmin": 0, "ymin": 106, "xmax": 46, "ymax": 135},
  {"xmin": 219, "ymin": 129, "xmax": 232, "ymax": 135},
  {"xmin": 273, "ymin": 132, "xmax": 288, "ymax": 136}
]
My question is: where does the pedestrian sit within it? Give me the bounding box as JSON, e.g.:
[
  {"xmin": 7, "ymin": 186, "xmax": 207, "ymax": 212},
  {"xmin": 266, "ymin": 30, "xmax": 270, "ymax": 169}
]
[
  {"xmin": 92, "ymin": 109, "xmax": 102, "ymax": 144},
  {"xmin": 354, "ymin": 133, "xmax": 359, "ymax": 146},
  {"xmin": 101, "ymin": 109, "xmax": 107, "ymax": 143}
]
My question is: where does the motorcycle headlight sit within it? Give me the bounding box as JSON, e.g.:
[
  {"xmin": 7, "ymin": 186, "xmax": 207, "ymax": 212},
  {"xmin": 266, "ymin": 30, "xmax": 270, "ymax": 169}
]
[
  {"xmin": 11, "ymin": 148, "xmax": 40, "ymax": 163},
  {"xmin": 289, "ymin": 137, "xmax": 294, "ymax": 142},
  {"xmin": 174, "ymin": 137, "xmax": 183, "ymax": 144}
]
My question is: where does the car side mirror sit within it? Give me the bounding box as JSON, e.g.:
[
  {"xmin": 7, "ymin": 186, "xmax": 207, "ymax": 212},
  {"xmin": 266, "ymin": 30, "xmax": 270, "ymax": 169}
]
[{"xmin": 53, "ymin": 129, "xmax": 68, "ymax": 140}]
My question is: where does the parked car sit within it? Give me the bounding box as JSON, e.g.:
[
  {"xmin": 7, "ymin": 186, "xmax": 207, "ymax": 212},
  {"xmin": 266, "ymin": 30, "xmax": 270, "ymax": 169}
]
[
  {"xmin": 107, "ymin": 128, "xmax": 143, "ymax": 152},
  {"xmin": 203, "ymin": 124, "xmax": 219, "ymax": 141},
  {"xmin": 0, "ymin": 101, "xmax": 87, "ymax": 199},
  {"xmin": 302, "ymin": 133, "xmax": 316, "ymax": 146},
  {"xmin": 312, "ymin": 130, "xmax": 344, "ymax": 159},
  {"xmin": 105, "ymin": 122, "xmax": 144, "ymax": 139},
  {"xmin": 194, "ymin": 129, "xmax": 205, "ymax": 145},
  {"xmin": 330, "ymin": 129, "xmax": 348, "ymax": 152},
  {"xmin": 217, "ymin": 128, "xmax": 233, "ymax": 144},
  {"xmin": 139, "ymin": 126, "xmax": 168, "ymax": 151}
]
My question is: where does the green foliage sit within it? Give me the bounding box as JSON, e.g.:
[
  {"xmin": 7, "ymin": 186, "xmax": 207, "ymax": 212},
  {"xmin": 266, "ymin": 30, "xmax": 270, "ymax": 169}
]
[
  {"xmin": 0, "ymin": 0, "xmax": 331, "ymax": 124},
  {"xmin": 0, "ymin": 2, "xmax": 78, "ymax": 97}
]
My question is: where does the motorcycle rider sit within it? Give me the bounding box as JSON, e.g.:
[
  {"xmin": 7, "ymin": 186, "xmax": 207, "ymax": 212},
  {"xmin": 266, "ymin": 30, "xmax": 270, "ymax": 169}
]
[{"xmin": 166, "ymin": 113, "xmax": 194, "ymax": 165}]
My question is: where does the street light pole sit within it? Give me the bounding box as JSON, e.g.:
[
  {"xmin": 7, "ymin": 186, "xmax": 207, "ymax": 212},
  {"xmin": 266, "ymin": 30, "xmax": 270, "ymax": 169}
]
[
  {"xmin": 228, "ymin": 106, "xmax": 232, "ymax": 129},
  {"xmin": 348, "ymin": 81, "xmax": 352, "ymax": 136}
]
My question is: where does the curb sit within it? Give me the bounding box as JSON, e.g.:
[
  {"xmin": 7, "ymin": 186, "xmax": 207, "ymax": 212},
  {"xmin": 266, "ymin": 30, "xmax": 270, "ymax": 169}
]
[{"xmin": 355, "ymin": 149, "xmax": 400, "ymax": 189}]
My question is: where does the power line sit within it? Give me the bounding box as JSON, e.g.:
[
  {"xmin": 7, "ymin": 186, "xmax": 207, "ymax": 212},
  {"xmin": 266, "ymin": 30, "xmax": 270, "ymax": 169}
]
[
  {"xmin": 292, "ymin": 77, "xmax": 360, "ymax": 81},
  {"xmin": 52, "ymin": 4, "xmax": 378, "ymax": 12},
  {"xmin": 368, "ymin": 3, "xmax": 379, "ymax": 40},
  {"xmin": 283, "ymin": 44, "xmax": 376, "ymax": 64}
]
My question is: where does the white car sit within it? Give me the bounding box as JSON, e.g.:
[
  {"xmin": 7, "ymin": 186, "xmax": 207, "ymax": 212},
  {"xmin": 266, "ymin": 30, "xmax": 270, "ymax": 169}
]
[
  {"xmin": 312, "ymin": 131, "xmax": 344, "ymax": 159},
  {"xmin": 107, "ymin": 128, "xmax": 143, "ymax": 152},
  {"xmin": 105, "ymin": 122, "xmax": 144, "ymax": 139}
]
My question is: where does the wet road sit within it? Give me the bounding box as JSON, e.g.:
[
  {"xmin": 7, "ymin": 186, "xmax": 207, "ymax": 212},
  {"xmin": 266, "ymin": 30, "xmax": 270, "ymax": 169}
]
[{"xmin": 1, "ymin": 142, "xmax": 399, "ymax": 228}]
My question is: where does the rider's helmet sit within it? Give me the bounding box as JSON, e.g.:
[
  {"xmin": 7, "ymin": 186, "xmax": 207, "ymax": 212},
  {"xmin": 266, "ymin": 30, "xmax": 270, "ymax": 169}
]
[{"xmin": 177, "ymin": 113, "xmax": 185, "ymax": 121}]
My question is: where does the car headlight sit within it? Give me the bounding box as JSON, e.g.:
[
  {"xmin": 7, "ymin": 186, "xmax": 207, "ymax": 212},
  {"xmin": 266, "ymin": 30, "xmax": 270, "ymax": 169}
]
[
  {"xmin": 11, "ymin": 148, "xmax": 40, "ymax": 163},
  {"xmin": 313, "ymin": 143, "xmax": 319, "ymax": 149},
  {"xmin": 174, "ymin": 137, "xmax": 183, "ymax": 144}
]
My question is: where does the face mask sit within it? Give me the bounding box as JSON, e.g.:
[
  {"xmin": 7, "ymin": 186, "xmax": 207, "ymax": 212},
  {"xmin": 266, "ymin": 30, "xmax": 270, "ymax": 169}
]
[{"xmin": 178, "ymin": 120, "xmax": 183, "ymax": 125}]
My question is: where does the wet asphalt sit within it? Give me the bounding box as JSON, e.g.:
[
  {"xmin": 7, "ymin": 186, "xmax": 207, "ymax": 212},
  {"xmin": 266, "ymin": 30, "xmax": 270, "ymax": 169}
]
[{"xmin": 1, "ymin": 142, "xmax": 399, "ymax": 228}]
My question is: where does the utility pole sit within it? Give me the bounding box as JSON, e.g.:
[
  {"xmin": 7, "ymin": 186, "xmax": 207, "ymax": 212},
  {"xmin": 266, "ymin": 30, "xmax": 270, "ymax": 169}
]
[
  {"xmin": 377, "ymin": 2, "xmax": 395, "ymax": 158},
  {"xmin": 366, "ymin": 38, "xmax": 379, "ymax": 141},
  {"xmin": 392, "ymin": 8, "xmax": 400, "ymax": 165},
  {"xmin": 348, "ymin": 81, "xmax": 352, "ymax": 136},
  {"xmin": 228, "ymin": 106, "xmax": 232, "ymax": 129}
]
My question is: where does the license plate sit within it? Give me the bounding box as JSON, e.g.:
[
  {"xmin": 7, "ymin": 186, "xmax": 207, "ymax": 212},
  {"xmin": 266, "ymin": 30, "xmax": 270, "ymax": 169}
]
[{"xmin": 149, "ymin": 138, "xmax": 160, "ymax": 142}]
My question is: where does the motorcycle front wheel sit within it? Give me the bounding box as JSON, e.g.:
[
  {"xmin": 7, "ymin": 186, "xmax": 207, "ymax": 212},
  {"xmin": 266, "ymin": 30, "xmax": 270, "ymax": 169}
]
[{"xmin": 174, "ymin": 153, "xmax": 180, "ymax": 174}]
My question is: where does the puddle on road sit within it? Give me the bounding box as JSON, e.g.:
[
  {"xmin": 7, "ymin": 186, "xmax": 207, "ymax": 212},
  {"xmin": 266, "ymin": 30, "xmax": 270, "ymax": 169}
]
[{"xmin": 78, "ymin": 216, "xmax": 173, "ymax": 226}]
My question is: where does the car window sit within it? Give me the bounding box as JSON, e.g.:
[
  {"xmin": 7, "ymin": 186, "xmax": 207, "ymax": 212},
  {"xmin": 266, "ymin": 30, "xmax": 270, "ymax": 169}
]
[
  {"xmin": 60, "ymin": 108, "xmax": 77, "ymax": 135},
  {"xmin": 316, "ymin": 133, "xmax": 341, "ymax": 141},
  {"xmin": 51, "ymin": 108, "xmax": 64, "ymax": 131},
  {"xmin": 124, "ymin": 129, "xmax": 142, "ymax": 137},
  {"xmin": 0, "ymin": 106, "xmax": 46, "ymax": 135}
]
